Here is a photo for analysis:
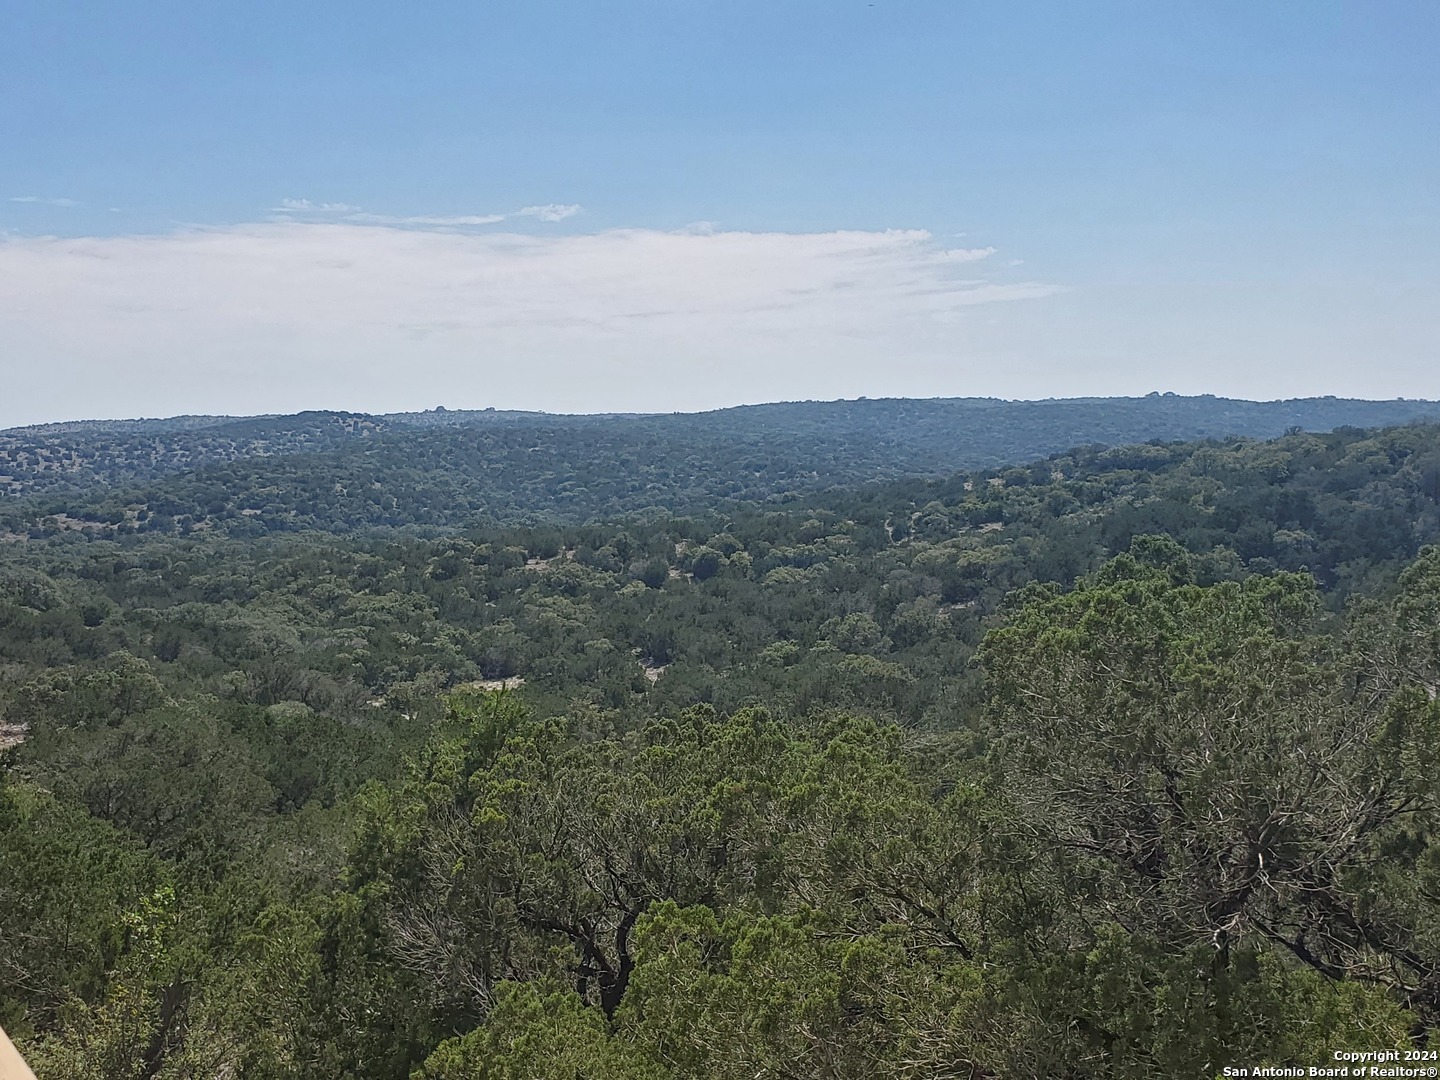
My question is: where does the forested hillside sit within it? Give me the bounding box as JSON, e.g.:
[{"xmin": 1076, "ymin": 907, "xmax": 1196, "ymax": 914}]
[
  {"xmin": 3, "ymin": 420, "xmax": 1440, "ymax": 1077},
  {"xmin": 5, "ymin": 394, "xmax": 1440, "ymax": 531}
]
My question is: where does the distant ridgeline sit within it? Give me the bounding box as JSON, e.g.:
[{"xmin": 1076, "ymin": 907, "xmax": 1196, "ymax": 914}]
[{"xmin": 2, "ymin": 395, "xmax": 1439, "ymax": 536}]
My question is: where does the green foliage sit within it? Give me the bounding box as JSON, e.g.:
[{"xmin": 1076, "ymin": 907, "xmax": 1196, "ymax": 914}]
[
  {"xmin": 6, "ymin": 398, "xmax": 1440, "ymax": 538},
  {"xmin": 0, "ymin": 778, "xmax": 157, "ymax": 1035},
  {"xmin": 6, "ymin": 419, "xmax": 1440, "ymax": 1076},
  {"xmin": 417, "ymin": 982, "xmax": 662, "ymax": 1080},
  {"xmin": 981, "ymin": 539, "xmax": 1440, "ymax": 1029},
  {"xmin": 617, "ymin": 902, "xmax": 986, "ymax": 1080}
]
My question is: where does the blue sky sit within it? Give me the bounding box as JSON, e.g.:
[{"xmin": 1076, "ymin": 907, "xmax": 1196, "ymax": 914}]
[{"xmin": 2, "ymin": 1, "xmax": 1437, "ymax": 424}]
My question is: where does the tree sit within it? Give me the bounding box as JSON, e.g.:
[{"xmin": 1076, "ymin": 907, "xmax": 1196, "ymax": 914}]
[{"xmin": 979, "ymin": 538, "xmax": 1440, "ymax": 1036}]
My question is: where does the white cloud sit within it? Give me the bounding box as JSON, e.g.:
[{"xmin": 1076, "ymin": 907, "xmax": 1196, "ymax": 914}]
[
  {"xmin": 273, "ymin": 199, "xmax": 545, "ymax": 229},
  {"xmin": 518, "ymin": 203, "xmax": 582, "ymax": 223},
  {"xmin": 10, "ymin": 195, "xmax": 80, "ymax": 207},
  {"xmin": 275, "ymin": 198, "xmax": 361, "ymax": 213},
  {"xmin": 935, "ymin": 246, "xmax": 996, "ymax": 263},
  {"xmin": 0, "ymin": 221, "xmax": 1058, "ymax": 423},
  {"xmin": 346, "ymin": 212, "xmax": 508, "ymax": 227}
]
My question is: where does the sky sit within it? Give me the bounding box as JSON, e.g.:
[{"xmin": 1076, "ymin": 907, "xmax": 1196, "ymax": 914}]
[{"xmin": 1, "ymin": 0, "xmax": 1437, "ymax": 426}]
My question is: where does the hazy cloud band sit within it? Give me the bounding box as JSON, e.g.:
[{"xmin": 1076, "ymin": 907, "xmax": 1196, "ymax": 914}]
[{"xmin": 0, "ymin": 222, "xmax": 1055, "ymax": 424}]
